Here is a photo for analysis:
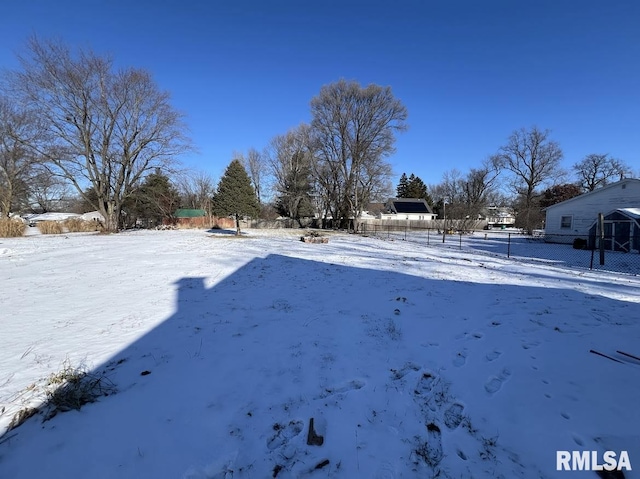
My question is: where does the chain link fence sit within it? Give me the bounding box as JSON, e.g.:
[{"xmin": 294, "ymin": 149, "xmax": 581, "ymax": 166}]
[{"xmin": 359, "ymin": 221, "xmax": 640, "ymax": 275}]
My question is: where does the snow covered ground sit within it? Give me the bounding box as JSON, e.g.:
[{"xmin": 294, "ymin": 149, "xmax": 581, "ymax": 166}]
[{"xmin": 0, "ymin": 228, "xmax": 639, "ymax": 478}]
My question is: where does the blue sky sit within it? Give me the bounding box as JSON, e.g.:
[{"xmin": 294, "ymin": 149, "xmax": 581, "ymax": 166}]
[{"xmin": 2, "ymin": 0, "xmax": 639, "ymax": 190}]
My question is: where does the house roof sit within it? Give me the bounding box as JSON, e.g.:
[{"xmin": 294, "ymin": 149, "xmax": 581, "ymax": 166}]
[
  {"xmin": 618, "ymin": 208, "xmax": 640, "ymax": 220},
  {"xmin": 24, "ymin": 212, "xmax": 81, "ymax": 222},
  {"xmin": 174, "ymin": 209, "xmax": 206, "ymax": 218},
  {"xmin": 544, "ymin": 178, "xmax": 640, "ymax": 210},
  {"xmin": 385, "ymin": 198, "xmax": 433, "ymax": 214}
]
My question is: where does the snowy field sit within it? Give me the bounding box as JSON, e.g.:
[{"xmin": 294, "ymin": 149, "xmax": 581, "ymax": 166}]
[{"xmin": 1, "ymin": 228, "xmax": 639, "ymax": 478}]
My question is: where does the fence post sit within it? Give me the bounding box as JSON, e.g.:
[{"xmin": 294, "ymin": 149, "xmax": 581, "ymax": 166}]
[
  {"xmin": 599, "ymin": 213, "xmax": 605, "ymax": 265},
  {"xmin": 427, "ymin": 228, "xmax": 430, "ymax": 245},
  {"xmin": 405, "ymin": 222, "xmax": 407, "ymax": 241},
  {"xmin": 507, "ymin": 233, "xmax": 511, "ymax": 258},
  {"xmin": 590, "ymin": 248, "xmax": 594, "ymax": 270},
  {"xmin": 459, "ymin": 232, "xmax": 462, "ymax": 250}
]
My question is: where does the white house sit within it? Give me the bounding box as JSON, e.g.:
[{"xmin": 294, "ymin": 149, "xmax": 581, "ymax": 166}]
[
  {"xmin": 544, "ymin": 178, "xmax": 640, "ymax": 249},
  {"xmin": 379, "ymin": 198, "xmax": 437, "ymax": 221},
  {"xmin": 483, "ymin": 206, "xmax": 516, "ymax": 228}
]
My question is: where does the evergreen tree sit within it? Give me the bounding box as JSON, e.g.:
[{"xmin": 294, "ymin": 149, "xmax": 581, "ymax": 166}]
[
  {"xmin": 397, "ymin": 172, "xmax": 433, "ymax": 205},
  {"xmin": 396, "ymin": 173, "xmax": 408, "ymax": 197},
  {"xmin": 405, "ymin": 174, "xmax": 422, "ymax": 198},
  {"xmin": 125, "ymin": 169, "xmax": 180, "ymax": 227},
  {"xmin": 213, "ymin": 159, "xmax": 260, "ymax": 235}
]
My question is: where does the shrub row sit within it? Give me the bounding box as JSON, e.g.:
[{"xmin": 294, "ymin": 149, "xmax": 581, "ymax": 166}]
[
  {"xmin": 63, "ymin": 217, "xmax": 102, "ymax": 233},
  {"xmin": 0, "ymin": 217, "xmax": 26, "ymax": 237},
  {"xmin": 37, "ymin": 221, "xmax": 64, "ymax": 234}
]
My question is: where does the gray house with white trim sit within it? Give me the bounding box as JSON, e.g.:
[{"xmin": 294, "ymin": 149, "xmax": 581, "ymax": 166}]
[{"xmin": 544, "ymin": 179, "xmax": 640, "ymax": 250}]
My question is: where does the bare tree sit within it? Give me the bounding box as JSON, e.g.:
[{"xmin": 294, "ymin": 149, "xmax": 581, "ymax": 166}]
[
  {"xmin": 310, "ymin": 79, "xmax": 407, "ymax": 230},
  {"xmin": 28, "ymin": 168, "xmax": 73, "ymax": 212},
  {"xmin": 244, "ymin": 147, "xmax": 269, "ymax": 204},
  {"xmin": 177, "ymin": 170, "xmax": 216, "ymax": 215},
  {"xmin": 496, "ymin": 127, "xmax": 564, "ymax": 233},
  {"xmin": 461, "ymin": 157, "xmax": 502, "ymax": 215},
  {"xmin": 8, "ymin": 37, "xmax": 191, "ymax": 231},
  {"xmin": 429, "ymin": 160, "xmax": 501, "ymax": 231},
  {"xmin": 0, "ymin": 96, "xmax": 41, "ymax": 216},
  {"xmin": 267, "ymin": 124, "xmax": 315, "ymax": 223},
  {"xmin": 573, "ymin": 153, "xmax": 631, "ymax": 192}
]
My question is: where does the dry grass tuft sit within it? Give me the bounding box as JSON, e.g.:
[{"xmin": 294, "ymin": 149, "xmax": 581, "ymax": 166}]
[
  {"xmin": 42, "ymin": 360, "xmax": 117, "ymax": 420},
  {"xmin": 63, "ymin": 217, "xmax": 102, "ymax": 233},
  {"xmin": 5, "ymin": 359, "xmax": 118, "ymax": 431},
  {"xmin": 0, "ymin": 217, "xmax": 26, "ymax": 237},
  {"xmin": 37, "ymin": 221, "xmax": 64, "ymax": 235}
]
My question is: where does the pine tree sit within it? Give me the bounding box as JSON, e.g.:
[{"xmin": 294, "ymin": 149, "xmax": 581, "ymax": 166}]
[
  {"xmin": 396, "ymin": 173, "xmax": 408, "ymax": 197},
  {"xmin": 213, "ymin": 159, "xmax": 260, "ymax": 235},
  {"xmin": 397, "ymin": 173, "xmax": 433, "ymax": 206},
  {"xmin": 124, "ymin": 169, "xmax": 180, "ymax": 227},
  {"xmin": 406, "ymin": 175, "xmax": 428, "ymax": 200}
]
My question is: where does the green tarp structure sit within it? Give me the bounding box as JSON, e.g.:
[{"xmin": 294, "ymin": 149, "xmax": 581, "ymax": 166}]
[{"xmin": 174, "ymin": 209, "xmax": 206, "ymax": 218}]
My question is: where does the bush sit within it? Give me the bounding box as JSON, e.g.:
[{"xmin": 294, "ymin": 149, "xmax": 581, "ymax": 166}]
[
  {"xmin": 63, "ymin": 217, "xmax": 101, "ymax": 233},
  {"xmin": 7, "ymin": 359, "xmax": 118, "ymax": 431},
  {"xmin": 572, "ymin": 238, "xmax": 587, "ymax": 250},
  {"xmin": 0, "ymin": 217, "xmax": 26, "ymax": 237},
  {"xmin": 37, "ymin": 221, "xmax": 64, "ymax": 235}
]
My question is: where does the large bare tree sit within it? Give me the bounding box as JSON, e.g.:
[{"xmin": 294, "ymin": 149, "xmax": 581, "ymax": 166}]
[
  {"xmin": 0, "ymin": 96, "xmax": 40, "ymax": 216},
  {"xmin": 310, "ymin": 79, "xmax": 407, "ymax": 230},
  {"xmin": 267, "ymin": 124, "xmax": 316, "ymax": 222},
  {"xmin": 496, "ymin": 127, "xmax": 564, "ymax": 233},
  {"xmin": 8, "ymin": 37, "xmax": 190, "ymax": 231},
  {"xmin": 572, "ymin": 153, "xmax": 631, "ymax": 192}
]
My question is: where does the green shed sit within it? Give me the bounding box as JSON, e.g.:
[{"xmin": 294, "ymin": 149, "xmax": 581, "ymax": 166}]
[{"xmin": 174, "ymin": 209, "xmax": 206, "ymax": 218}]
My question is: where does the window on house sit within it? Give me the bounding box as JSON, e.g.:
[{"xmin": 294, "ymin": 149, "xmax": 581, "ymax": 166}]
[{"xmin": 560, "ymin": 216, "xmax": 572, "ymax": 229}]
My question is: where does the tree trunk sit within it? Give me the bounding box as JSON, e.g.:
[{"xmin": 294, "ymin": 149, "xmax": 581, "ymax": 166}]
[{"xmin": 235, "ymin": 213, "xmax": 241, "ymax": 235}]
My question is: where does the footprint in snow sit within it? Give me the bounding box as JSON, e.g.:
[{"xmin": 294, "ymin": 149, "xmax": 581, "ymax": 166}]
[
  {"xmin": 390, "ymin": 362, "xmax": 421, "ymax": 380},
  {"xmin": 267, "ymin": 420, "xmax": 304, "ymax": 451},
  {"xmin": 443, "ymin": 403, "xmax": 465, "ymax": 429},
  {"xmin": 318, "ymin": 379, "xmax": 365, "ymax": 398},
  {"xmin": 414, "ymin": 372, "xmax": 436, "ymax": 395},
  {"xmin": 414, "ymin": 423, "xmax": 443, "ymax": 467},
  {"xmin": 521, "ymin": 340, "xmax": 540, "ymax": 350},
  {"xmin": 455, "ymin": 331, "xmax": 484, "ymax": 341},
  {"xmin": 485, "ymin": 350, "xmax": 502, "ymax": 362},
  {"xmin": 374, "ymin": 461, "xmax": 397, "ymax": 479},
  {"xmin": 452, "ymin": 350, "xmax": 467, "ymax": 367},
  {"xmin": 484, "ymin": 369, "xmax": 512, "ymax": 395}
]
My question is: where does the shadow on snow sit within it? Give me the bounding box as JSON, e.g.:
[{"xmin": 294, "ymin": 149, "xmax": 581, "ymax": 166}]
[{"xmin": 1, "ymin": 253, "xmax": 639, "ymax": 478}]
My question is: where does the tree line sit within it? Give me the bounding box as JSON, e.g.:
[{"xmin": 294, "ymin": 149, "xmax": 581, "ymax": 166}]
[{"xmin": 1, "ymin": 37, "xmax": 635, "ymax": 234}]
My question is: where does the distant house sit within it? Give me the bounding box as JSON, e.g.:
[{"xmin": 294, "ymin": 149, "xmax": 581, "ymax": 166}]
[
  {"xmin": 483, "ymin": 206, "xmax": 516, "ymax": 229},
  {"xmin": 23, "ymin": 211, "xmax": 105, "ymax": 227},
  {"xmin": 362, "ymin": 202, "xmax": 386, "ymax": 218},
  {"xmin": 81, "ymin": 211, "xmax": 105, "ymax": 223},
  {"xmin": 544, "ymin": 178, "xmax": 640, "ymax": 250},
  {"xmin": 24, "ymin": 212, "xmax": 80, "ymax": 226},
  {"xmin": 379, "ymin": 198, "xmax": 437, "ymax": 221}
]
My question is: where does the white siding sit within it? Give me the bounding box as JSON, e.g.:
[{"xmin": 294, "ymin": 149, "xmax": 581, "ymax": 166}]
[
  {"xmin": 379, "ymin": 213, "xmax": 437, "ymax": 221},
  {"xmin": 545, "ymin": 180, "xmax": 640, "ymax": 239}
]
